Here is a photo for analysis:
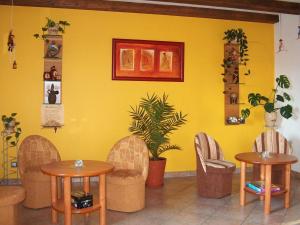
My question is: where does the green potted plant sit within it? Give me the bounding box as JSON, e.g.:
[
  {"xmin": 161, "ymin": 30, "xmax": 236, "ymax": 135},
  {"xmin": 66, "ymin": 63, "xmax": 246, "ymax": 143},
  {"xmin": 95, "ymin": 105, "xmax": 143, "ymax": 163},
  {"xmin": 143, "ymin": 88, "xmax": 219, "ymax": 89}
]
[
  {"xmin": 1, "ymin": 113, "xmax": 22, "ymax": 146},
  {"xmin": 129, "ymin": 93, "xmax": 187, "ymax": 188},
  {"xmin": 241, "ymin": 75, "xmax": 293, "ymax": 127},
  {"xmin": 34, "ymin": 17, "xmax": 70, "ymax": 40}
]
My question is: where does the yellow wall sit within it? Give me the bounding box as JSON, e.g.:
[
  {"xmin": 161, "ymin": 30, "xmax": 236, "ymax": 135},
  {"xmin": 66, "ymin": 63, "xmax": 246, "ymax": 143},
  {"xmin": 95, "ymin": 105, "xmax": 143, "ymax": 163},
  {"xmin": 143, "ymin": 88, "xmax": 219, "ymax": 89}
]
[{"xmin": 0, "ymin": 6, "xmax": 274, "ymax": 173}]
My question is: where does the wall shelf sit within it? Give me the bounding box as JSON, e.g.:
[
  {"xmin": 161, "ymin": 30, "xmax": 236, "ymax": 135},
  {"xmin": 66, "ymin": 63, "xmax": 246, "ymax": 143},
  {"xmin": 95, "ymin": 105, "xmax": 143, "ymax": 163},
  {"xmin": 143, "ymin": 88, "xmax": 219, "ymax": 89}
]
[{"xmin": 224, "ymin": 43, "xmax": 243, "ymax": 125}]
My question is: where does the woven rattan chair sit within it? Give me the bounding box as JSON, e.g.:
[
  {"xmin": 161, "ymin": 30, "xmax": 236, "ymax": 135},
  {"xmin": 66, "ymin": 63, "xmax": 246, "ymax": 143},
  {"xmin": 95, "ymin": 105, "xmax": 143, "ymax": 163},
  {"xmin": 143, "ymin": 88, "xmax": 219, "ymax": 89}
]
[
  {"xmin": 252, "ymin": 129, "xmax": 292, "ymax": 185},
  {"xmin": 18, "ymin": 135, "xmax": 60, "ymax": 209},
  {"xmin": 195, "ymin": 132, "xmax": 236, "ymax": 198},
  {"xmin": 107, "ymin": 135, "xmax": 149, "ymax": 212}
]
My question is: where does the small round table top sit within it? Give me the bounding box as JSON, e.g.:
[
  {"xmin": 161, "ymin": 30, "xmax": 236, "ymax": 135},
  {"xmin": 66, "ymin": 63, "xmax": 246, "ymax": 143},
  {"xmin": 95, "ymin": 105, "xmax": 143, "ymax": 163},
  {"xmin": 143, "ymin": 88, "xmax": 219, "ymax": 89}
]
[
  {"xmin": 41, "ymin": 160, "xmax": 114, "ymax": 177},
  {"xmin": 235, "ymin": 152, "xmax": 298, "ymax": 165}
]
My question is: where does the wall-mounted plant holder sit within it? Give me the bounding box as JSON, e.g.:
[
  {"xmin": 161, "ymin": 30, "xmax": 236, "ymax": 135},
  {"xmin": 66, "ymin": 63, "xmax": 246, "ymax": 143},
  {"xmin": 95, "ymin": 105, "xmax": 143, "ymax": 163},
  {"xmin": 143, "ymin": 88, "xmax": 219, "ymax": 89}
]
[
  {"xmin": 42, "ymin": 34, "xmax": 63, "ymax": 132},
  {"xmin": 35, "ymin": 18, "xmax": 69, "ymax": 132},
  {"xmin": 222, "ymin": 28, "xmax": 250, "ymax": 125},
  {"xmin": 223, "ymin": 43, "xmax": 244, "ymax": 125}
]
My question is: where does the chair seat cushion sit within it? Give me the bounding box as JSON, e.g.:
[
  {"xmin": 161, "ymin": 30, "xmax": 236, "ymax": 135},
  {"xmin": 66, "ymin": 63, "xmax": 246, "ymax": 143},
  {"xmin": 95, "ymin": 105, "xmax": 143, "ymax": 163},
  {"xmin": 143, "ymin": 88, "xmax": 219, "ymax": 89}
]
[
  {"xmin": 23, "ymin": 167, "xmax": 50, "ymax": 182},
  {"xmin": 107, "ymin": 169, "xmax": 144, "ymax": 185},
  {"xmin": 0, "ymin": 186, "xmax": 25, "ymax": 207},
  {"xmin": 205, "ymin": 159, "xmax": 236, "ymax": 173}
]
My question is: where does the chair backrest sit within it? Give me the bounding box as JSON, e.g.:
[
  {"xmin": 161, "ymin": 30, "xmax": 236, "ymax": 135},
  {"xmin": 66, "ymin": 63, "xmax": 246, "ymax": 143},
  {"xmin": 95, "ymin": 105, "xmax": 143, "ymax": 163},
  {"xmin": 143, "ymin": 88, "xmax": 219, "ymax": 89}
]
[
  {"xmin": 18, "ymin": 135, "xmax": 61, "ymax": 177},
  {"xmin": 107, "ymin": 135, "xmax": 149, "ymax": 180},
  {"xmin": 195, "ymin": 132, "xmax": 224, "ymax": 161},
  {"xmin": 252, "ymin": 130, "xmax": 292, "ymax": 154},
  {"xmin": 195, "ymin": 132, "xmax": 224, "ymax": 172}
]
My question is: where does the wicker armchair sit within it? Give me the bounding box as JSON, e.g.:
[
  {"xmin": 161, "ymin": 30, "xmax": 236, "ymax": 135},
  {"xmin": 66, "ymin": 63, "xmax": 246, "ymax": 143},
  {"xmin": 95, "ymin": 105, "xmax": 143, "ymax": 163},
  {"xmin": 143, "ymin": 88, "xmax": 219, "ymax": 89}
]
[
  {"xmin": 18, "ymin": 135, "xmax": 60, "ymax": 208},
  {"xmin": 107, "ymin": 135, "xmax": 149, "ymax": 212},
  {"xmin": 195, "ymin": 132, "xmax": 236, "ymax": 198},
  {"xmin": 252, "ymin": 129, "xmax": 292, "ymax": 185}
]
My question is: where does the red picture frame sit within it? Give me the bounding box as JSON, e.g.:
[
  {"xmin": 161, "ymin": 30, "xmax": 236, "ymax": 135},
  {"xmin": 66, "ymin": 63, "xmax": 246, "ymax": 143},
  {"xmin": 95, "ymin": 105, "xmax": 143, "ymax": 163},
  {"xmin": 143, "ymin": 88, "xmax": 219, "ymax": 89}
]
[{"xmin": 112, "ymin": 39, "xmax": 184, "ymax": 82}]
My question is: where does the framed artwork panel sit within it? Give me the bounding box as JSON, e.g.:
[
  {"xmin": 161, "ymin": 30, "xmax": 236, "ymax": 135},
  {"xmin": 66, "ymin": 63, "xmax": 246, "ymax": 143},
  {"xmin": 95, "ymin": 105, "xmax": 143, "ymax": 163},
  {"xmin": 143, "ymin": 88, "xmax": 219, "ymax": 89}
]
[{"xmin": 112, "ymin": 39, "xmax": 184, "ymax": 82}]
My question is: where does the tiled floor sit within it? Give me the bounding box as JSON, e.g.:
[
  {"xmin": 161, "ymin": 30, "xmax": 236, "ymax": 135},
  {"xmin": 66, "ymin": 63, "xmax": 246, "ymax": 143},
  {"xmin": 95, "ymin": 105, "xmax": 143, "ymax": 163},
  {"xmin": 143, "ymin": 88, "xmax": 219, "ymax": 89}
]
[{"xmin": 18, "ymin": 174, "xmax": 300, "ymax": 225}]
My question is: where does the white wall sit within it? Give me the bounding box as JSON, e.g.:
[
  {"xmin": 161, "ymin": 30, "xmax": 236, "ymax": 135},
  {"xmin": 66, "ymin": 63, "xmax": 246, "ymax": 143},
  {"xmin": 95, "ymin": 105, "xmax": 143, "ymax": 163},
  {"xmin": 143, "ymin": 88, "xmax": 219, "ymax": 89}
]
[{"xmin": 275, "ymin": 14, "xmax": 300, "ymax": 171}]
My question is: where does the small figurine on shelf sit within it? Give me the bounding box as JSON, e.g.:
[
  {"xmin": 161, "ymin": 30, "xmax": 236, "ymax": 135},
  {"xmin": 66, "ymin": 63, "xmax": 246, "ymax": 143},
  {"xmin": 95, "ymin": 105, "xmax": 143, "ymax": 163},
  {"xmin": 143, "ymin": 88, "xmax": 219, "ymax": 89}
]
[
  {"xmin": 12, "ymin": 60, "xmax": 17, "ymax": 69},
  {"xmin": 232, "ymin": 70, "xmax": 239, "ymax": 84},
  {"xmin": 50, "ymin": 66, "xmax": 58, "ymax": 80},
  {"xmin": 230, "ymin": 93, "xmax": 238, "ymax": 104},
  {"xmin": 298, "ymin": 26, "xmax": 300, "ymax": 39},
  {"xmin": 47, "ymin": 84, "xmax": 59, "ymax": 104},
  {"xmin": 7, "ymin": 30, "xmax": 15, "ymax": 52}
]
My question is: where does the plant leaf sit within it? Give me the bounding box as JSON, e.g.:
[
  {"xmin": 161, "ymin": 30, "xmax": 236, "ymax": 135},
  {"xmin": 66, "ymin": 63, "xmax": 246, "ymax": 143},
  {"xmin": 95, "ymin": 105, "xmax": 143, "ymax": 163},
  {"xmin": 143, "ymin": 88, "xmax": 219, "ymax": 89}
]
[
  {"xmin": 248, "ymin": 93, "xmax": 261, "ymax": 106},
  {"xmin": 241, "ymin": 108, "xmax": 250, "ymax": 119},
  {"xmin": 276, "ymin": 75, "xmax": 290, "ymax": 88},
  {"xmin": 264, "ymin": 102, "xmax": 274, "ymax": 113},
  {"xmin": 6, "ymin": 136, "xmax": 12, "ymax": 141},
  {"xmin": 280, "ymin": 104, "xmax": 293, "ymax": 119},
  {"xmin": 283, "ymin": 92, "xmax": 291, "ymax": 101},
  {"xmin": 276, "ymin": 95, "xmax": 284, "ymax": 102}
]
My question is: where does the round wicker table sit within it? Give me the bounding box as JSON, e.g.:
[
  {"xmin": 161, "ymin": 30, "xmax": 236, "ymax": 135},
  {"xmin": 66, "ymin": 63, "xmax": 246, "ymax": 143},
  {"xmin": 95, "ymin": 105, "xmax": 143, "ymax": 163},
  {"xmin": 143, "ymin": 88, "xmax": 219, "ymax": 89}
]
[
  {"xmin": 41, "ymin": 160, "xmax": 114, "ymax": 225},
  {"xmin": 235, "ymin": 152, "xmax": 297, "ymax": 215}
]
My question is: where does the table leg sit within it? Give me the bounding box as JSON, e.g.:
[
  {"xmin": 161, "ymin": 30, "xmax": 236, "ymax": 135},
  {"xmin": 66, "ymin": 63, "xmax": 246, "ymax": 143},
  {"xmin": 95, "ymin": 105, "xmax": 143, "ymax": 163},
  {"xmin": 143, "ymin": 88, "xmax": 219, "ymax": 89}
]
[
  {"xmin": 63, "ymin": 177, "xmax": 72, "ymax": 225},
  {"xmin": 51, "ymin": 176, "xmax": 58, "ymax": 224},
  {"xmin": 99, "ymin": 174, "xmax": 106, "ymax": 225},
  {"xmin": 240, "ymin": 162, "xmax": 246, "ymax": 206},
  {"xmin": 264, "ymin": 165, "xmax": 272, "ymax": 215},
  {"xmin": 284, "ymin": 164, "xmax": 291, "ymax": 208},
  {"xmin": 260, "ymin": 165, "xmax": 265, "ymax": 201},
  {"xmin": 83, "ymin": 176, "xmax": 90, "ymax": 218}
]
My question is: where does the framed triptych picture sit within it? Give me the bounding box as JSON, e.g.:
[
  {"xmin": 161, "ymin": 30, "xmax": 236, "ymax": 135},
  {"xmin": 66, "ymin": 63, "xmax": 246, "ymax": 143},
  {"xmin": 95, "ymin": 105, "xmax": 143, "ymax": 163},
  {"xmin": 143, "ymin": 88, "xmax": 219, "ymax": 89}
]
[{"xmin": 112, "ymin": 39, "xmax": 184, "ymax": 82}]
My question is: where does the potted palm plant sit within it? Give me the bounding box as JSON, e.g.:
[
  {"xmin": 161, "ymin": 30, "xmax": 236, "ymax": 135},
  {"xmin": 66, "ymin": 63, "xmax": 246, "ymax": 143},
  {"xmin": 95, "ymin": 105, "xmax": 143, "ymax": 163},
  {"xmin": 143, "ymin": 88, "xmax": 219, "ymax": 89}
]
[
  {"xmin": 241, "ymin": 75, "xmax": 293, "ymax": 127},
  {"xmin": 129, "ymin": 93, "xmax": 187, "ymax": 188}
]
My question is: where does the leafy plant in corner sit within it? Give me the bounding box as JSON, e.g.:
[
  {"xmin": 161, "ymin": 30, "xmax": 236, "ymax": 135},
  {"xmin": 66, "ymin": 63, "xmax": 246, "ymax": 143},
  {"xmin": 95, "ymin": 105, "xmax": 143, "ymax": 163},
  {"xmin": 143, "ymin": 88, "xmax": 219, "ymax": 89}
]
[
  {"xmin": 1, "ymin": 113, "xmax": 22, "ymax": 146},
  {"xmin": 241, "ymin": 75, "xmax": 293, "ymax": 120},
  {"xmin": 33, "ymin": 17, "xmax": 70, "ymax": 41},
  {"xmin": 129, "ymin": 93, "xmax": 187, "ymax": 160}
]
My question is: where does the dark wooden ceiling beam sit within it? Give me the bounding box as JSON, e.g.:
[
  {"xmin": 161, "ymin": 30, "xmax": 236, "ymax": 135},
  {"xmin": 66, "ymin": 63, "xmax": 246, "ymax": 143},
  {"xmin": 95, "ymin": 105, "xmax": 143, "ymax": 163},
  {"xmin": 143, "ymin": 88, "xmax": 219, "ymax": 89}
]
[
  {"xmin": 0, "ymin": 0, "xmax": 279, "ymax": 23},
  {"xmin": 147, "ymin": 0, "xmax": 300, "ymax": 14}
]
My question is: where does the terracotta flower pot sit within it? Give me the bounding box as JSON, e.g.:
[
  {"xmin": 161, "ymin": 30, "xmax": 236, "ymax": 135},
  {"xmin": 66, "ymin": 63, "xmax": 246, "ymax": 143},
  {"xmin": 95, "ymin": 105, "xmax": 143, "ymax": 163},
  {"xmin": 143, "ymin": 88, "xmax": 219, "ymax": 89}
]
[
  {"xmin": 146, "ymin": 158, "xmax": 166, "ymax": 188},
  {"xmin": 265, "ymin": 111, "xmax": 277, "ymax": 128}
]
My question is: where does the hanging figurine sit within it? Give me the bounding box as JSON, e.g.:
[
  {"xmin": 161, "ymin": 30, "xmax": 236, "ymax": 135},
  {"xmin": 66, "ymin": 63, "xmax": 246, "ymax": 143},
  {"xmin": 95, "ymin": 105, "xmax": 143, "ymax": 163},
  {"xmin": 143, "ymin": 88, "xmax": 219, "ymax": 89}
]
[
  {"xmin": 12, "ymin": 60, "xmax": 17, "ymax": 69},
  {"xmin": 7, "ymin": 30, "xmax": 15, "ymax": 52},
  {"xmin": 298, "ymin": 26, "xmax": 300, "ymax": 39},
  {"xmin": 278, "ymin": 39, "xmax": 284, "ymax": 52}
]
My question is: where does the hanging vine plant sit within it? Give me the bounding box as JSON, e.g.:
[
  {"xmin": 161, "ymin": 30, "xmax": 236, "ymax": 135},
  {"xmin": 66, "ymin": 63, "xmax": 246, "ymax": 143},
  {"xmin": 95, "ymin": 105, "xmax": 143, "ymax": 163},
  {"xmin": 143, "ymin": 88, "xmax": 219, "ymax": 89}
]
[
  {"xmin": 33, "ymin": 17, "xmax": 70, "ymax": 41},
  {"xmin": 221, "ymin": 28, "xmax": 250, "ymax": 80}
]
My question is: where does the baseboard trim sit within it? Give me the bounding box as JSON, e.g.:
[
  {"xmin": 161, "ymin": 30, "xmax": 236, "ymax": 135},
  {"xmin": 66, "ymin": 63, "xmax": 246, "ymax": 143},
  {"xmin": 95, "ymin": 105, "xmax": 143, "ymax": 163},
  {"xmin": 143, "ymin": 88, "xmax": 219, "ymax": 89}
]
[
  {"xmin": 2, "ymin": 169, "xmax": 299, "ymax": 185},
  {"xmin": 0, "ymin": 179, "xmax": 21, "ymax": 185},
  {"xmin": 164, "ymin": 171, "xmax": 196, "ymax": 178}
]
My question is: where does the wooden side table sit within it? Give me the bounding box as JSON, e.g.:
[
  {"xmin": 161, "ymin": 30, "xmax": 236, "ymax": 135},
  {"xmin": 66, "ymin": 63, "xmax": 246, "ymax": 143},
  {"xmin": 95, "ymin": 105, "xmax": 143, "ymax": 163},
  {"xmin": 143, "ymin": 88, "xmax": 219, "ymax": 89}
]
[
  {"xmin": 41, "ymin": 160, "xmax": 114, "ymax": 225},
  {"xmin": 235, "ymin": 152, "xmax": 297, "ymax": 215}
]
